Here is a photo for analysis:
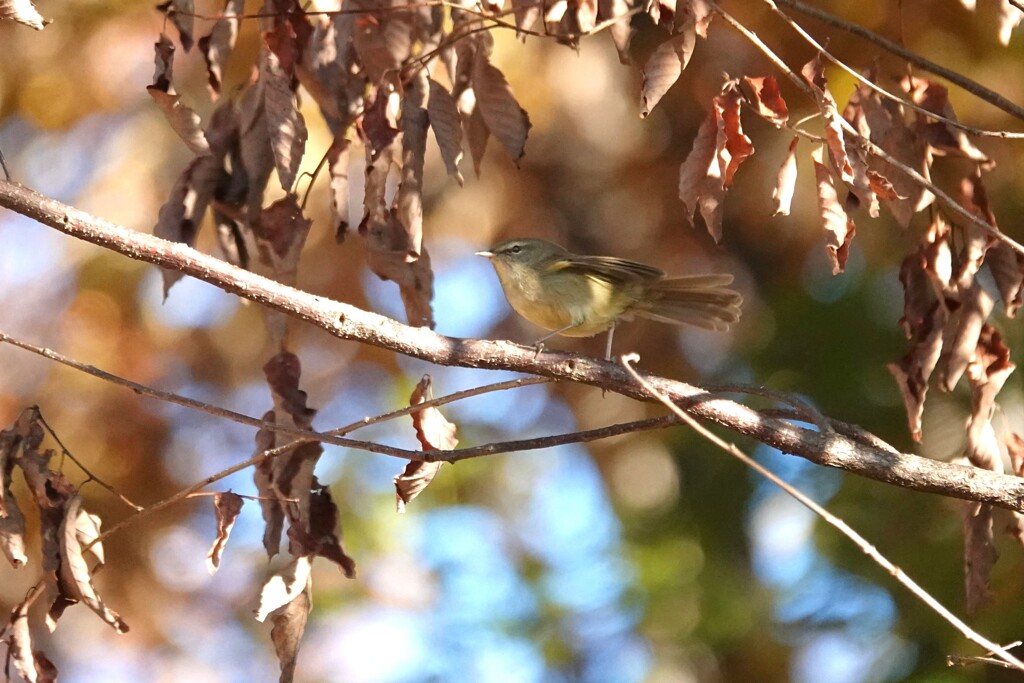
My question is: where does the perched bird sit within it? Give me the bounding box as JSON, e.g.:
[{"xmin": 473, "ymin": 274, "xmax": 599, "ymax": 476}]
[{"xmin": 476, "ymin": 238, "xmax": 742, "ymax": 359}]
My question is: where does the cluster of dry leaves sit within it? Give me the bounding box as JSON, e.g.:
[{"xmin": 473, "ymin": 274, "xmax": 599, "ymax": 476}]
[
  {"xmin": 671, "ymin": 44, "xmax": 1024, "ymax": 612},
  {"xmin": 0, "ymin": 408, "xmax": 128, "ymax": 683}
]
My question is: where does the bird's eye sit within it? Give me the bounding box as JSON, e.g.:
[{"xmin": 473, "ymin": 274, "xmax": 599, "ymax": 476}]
[{"xmin": 510, "ymin": 245, "xmax": 522, "ymax": 254}]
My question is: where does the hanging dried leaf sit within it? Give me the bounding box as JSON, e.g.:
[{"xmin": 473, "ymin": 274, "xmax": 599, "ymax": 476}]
[
  {"xmin": 998, "ymin": 0, "xmax": 1023, "ymax": 44},
  {"xmin": 257, "ymin": 555, "xmax": 312, "ymax": 622},
  {"xmin": 198, "ymin": 0, "xmax": 243, "ymax": 97},
  {"xmin": 0, "ymin": 0, "xmax": 45, "ymax": 29},
  {"xmin": 640, "ymin": 26, "xmax": 695, "ymax": 118},
  {"xmin": 772, "ymin": 136, "xmax": 798, "ymax": 217},
  {"xmin": 153, "ymin": 154, "xmax": 226, "ymax": 294},
  {"xmin": 157, "ymin": 0, "xmax": 195, "ymax": 52},
  {"xmin": 328, "ymin": 137, "xmax": 351, "ymax": 241},
  {"xmin": 801, "ymin": 53, "xmax": 854, "ymax": 186},
  {"xmin": 865, "ymin": 170, "xmax": 903, "ymax": 201},
  {"xmin": 260, "ymin": 47, "xmax": 308, "ymax": 192},
  {"xmin": 940, "ymin": 281, "xmax": 996, "ymax": 391},
  {"xmin": 905, "ymin": 76, "xmax": 992, "ymax": 167},
  {"xmin": 253, "ymin": 411, "xmax": 284, "ymax": 558},
  {"xmin": 964, "ymin": 500, "xmax": 996, "ymax": 614},
  {"xmin": 151, "ymin": 33, "xmax": 176, "ymax": 92},
  {"xmin": 147, "ymin": 89, "xmax": 210, "ymax": 156},
  {"xmin": 206, "ymin": 492, "xmax": 244, "ymax": 575},
  {"xmin": 512, "ymin": 0, "xmax": 541, "ymax": 35},
  {"xmin": 463, "ymin": 100, "xmax": 490, "ymax": 177},
  {"xmin": 396, "ymin": 72, "xmax": 428, "ymax": 245},
  {"xmin": 286, "ymin": 483, "xmax": 356, "ymax": 577},
  {"xmin": 743, "ymin": 75, "xmax": 789, "ymax": 127},
  {"xmin": 598, "ymin": 0, "xmax": 633, "ymax": 63},
  {"xmin": 270, "ymin": 577, "xmax": 311, "ymax": 683},
  {"xmin": 986, "ymin": 241, "xmax": 1024, "ymax": 318},
  {"xmin": 254, "ymin": 195, "xmax": 312, "ymax": 284},
  {"xmin": 239, "ymin": 81, "xmax": 276, "ymax": 218},
  {"xmin": 957, "ymin": 171, "xmax": 998, "ymax": 288},
  {"xmin": 428, "ymin": 78, "xmax": 465, "ymax": 185},
  {"xmin": 811, "ymin": 146, "xmax": 856, "ymax": 275},
  {"xmin": 577, "ymin": 0, "xmax": 599, "ymax": 33},
  {"xmin": 717, "ymin": 86, "xmax": 754, "ymax": 187},
  {"xmin": 6, "ymin": 586, "xmax": 56, "ymax": 683},
  {"xmin": 0, "ymin": 493, "xmax": 27, "ymax": 568},
  {"xmin": 352, "ymin": 14, "xmax": 407, "ymax": 84},
  {"xmin": 472, "ymin": 58, "xmax": 531, "ymax": 164},
  {"xmin": 679, "ymin": 106, "xmax": 723, "ymax": 240},
  {"xmin": 57, "ymin": 496, "xmax": 129, "ymax": 633},
  {"xmin": 395, "ymin": 376, "xmax": 458, "ymax": 512}
]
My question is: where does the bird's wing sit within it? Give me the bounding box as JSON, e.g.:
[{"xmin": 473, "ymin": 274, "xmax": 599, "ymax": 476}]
[{"xmin": 546, "ymin": 254, "xmax": 665, "ymax": 284}]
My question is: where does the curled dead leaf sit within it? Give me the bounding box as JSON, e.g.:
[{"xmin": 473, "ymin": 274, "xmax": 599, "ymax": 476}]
[
  {"xmin": 772, "ymin": 136, "xmax": 798, "ymax": 217},
  {"xmin": 811, "ymin": 146, "xmax": 856, "ymax": 275},
  {"xmin": 206, "ymin": 492, "xmax": 244, "ymax": 575}
]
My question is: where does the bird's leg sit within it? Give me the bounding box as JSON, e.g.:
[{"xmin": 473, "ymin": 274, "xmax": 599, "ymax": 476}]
[
  {"xmin": 532, "ymin": 324, "xmax": 576, "ymax": 357},
  {"xmin": 604, "ymin": 322, "xmax": 616, "ymax": 361}
]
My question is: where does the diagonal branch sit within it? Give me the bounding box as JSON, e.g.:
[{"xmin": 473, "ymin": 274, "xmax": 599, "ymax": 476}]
[
  {"xmin": 3, "ymin": 180, "xmax": 1024, "ymax": 512},
  {"xmin": 772, "ymin": 0, "xmax": 1024, "ymax": 122}
]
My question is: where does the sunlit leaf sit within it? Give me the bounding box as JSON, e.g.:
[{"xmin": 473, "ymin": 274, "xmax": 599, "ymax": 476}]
[{"xmin": 206, "ymin": 492, "xmax": 244, "ymax": 575}]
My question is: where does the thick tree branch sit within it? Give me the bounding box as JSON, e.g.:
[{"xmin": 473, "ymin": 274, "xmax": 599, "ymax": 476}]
[{"xmin": 2, "ymin": 180, "xmax": 1024, "ymax": 512}]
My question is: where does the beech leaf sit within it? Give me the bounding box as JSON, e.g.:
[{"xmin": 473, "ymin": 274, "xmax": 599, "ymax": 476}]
[
  {"xmin": 206, "ymin": 492, "xmax": 244, "ymax": 575},
  {"xmin": 257, "ymin": 555, "xmax": 312, "ymax": 622},
  {"xmin": 147, "ymin": 89, "xmax": 210, "ymax": 156},
  {"xmin": 395, "ymin": 375, "xmax": 458, "ymax": 512},
  {"xmin": 0, "ymin": 0, "xmax": 46, "ymax": 29},
  {"xmin": 811, "ymin": 146, "xmax": 856, "ymax": 275},
  {"xmin": 198, "ymin": 0, "xmax": 243, "ymax": 97},
  {"xmin": 640, "ymin": 27, "xmax": 695, "ymax": 118},
  {"xmin": 772, "ymin": 136, "xmax": 799, "ymax": 217},
  {"xmin": 428, "ymin": 78, "xmax": 465, "ymax": 185},
  {"xmin": 157, "ymin": 0, "xmax": 195, "ymax": 52},
  {"xmin": 261, "ymin": 47, "xmax": 308, "ymax": 193},
  {"xmin": 270, "ymin": 578, "xmax": 311, "ymax": 683},
  {"xmin": 744, "ymin": 76, "xmax": 789, "ymax": 127},
  {"xmin": 472, "ymin": 58, "xmax": 531, "ymax": 163}
]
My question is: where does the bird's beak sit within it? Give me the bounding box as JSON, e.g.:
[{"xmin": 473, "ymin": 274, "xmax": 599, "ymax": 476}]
[{"xmin": 475, "ymin": 250, "xmax": 494, "ymax": 258}]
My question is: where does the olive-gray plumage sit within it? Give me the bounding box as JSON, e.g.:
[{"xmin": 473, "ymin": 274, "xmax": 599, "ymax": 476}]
[{"xmin": 476, "ymin": 238, "xmax": 742, "ymax": 357}]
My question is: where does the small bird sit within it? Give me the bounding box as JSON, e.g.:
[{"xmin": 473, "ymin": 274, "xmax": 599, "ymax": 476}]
[{"xmin": 476, "ymin": 238, "xmax": 742, "ymax": 359}]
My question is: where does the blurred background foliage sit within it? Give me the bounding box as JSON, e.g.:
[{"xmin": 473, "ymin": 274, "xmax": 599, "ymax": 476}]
[{"xmin": 2, "ymin": 0, "xmax": 1024, "ymax": 681}]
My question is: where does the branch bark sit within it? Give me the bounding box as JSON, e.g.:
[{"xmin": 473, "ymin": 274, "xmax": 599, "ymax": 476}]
[{"xmin": 3, "ymin": 179, "xmax": 1024, "ymax": 512}]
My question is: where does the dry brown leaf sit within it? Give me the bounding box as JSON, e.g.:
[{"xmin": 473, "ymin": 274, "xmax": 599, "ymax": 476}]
[
  {"xmin": 986, "ymin": 241, "xmax": 1024, "ymax": 318},
  {"xmin": 999, "ymin": 0, "xmax": 1023, "ymax": 44},
  {"xmin": 352, "ymin": 15, "xmax": 405, "ymax": 84},
  {"xmin": 512, "ymin": 0, "xmax": 541, "ymax": 36},
  {"xmin": 963, "ymin": 500, "xmax": 996, "ymax": 615},
  {"xmin": 640, "ymin": 27, "xmax": 695, "ymax": 118},
  {"xmin": 428, "ymin": 78, "xmax": 465, "ymax": 185},
  {"xmin": 0, "ymin": 0, "xmax": 45, "ymax": 29},
  {"xmin": 57, "ymin": 496, "xmax": 129, "ymax": 633},
  {"xmin": 198, "ymin": 0, "xmax": 243, "ymax": 98},
  {"xmin": 153, "ymin": 154, "xmax": 226, "ymax": 294},
  {"xmin": 270, "ymin": 577, "xmax": 311, "ymax": 683},
  {"xmin": 151, "ymin": 33, "xmax": 175, "ymax": 92},
  {"xmin": 743, "ymin": 76, "xmax": 789, "ymax": 127},
  {"xmin": 801, "ymin": 54, "xmax": 853, "ymax": 185},
  {"xmin": 261, "ymin": 47, "xmax": 308, "ymax": 193},
  {"xmin": 254, "ymin": 195, "xmax": 312, "ymax": 284},
  {"xmin": 396, "ymin": 72, "xmax": 428, "ymax": 243},
  {"xmin": 239, "ymin": 82, "xmax": 276, "ymax": 218},
  {"xmin": 717, "ymin": 86, "xmax": 754, "ymax": 187},
  {"xmin": 940, "ymin": 281, "xmax": 996, "ymax": 391},
  {"xmin": 157, "ymin": 0, "xmax": 195, "ymax": 52},
  {"xmin": 599, "ymin": 0, "xmax": 633, "ymax": 62},
  {"xmin": 811, "ymin": 146, "xmax": 856, "ymax": 275},
  {"xmin": 463, "ymin": 101, "xmax": 490, "ymax": 178},
  {"xmin": 327, "ymin": 137, "xmax": 351, "ymax": 242},
  {"xmin": 678, "ymin": 106, "xmax": 723, "ymax": 240},
  {"xmin": 865, "ymin": 170, "xmax": 904, "ymax": 201},
  {"xmin": 905, "ymin": 76, "xmax": 992, "ymax": 167},
  {"xmin": 395, "ymin": 376, "xmax": 458, "ymax": 512},
  {"xmin": 147, "ymin": 89, "xmax": 210, "ymax": 156},
  {"xmin": 957, "ymin": 171, "xmax": 998, "ymax": 288},
  {"xmin": 772, "ymin": 136, "xmax": 799, "ymax": 217},
  {"xmin": 361, "ymin": 86, "xmax": 401, "ymax": 157},
  {"xmin": 0, "ymin": 493, "xmax": 27, "ymax": 568},
  {"xmin": 472, "ymin": 58, "xmax": 531, "ymax": 163},
  {"xmin": 257, "ymin": 555, "xmax": 312, "ymax": 622},
  {"xmin": 6, "ymin": 586, "xmax": 56, "ymax": 683},
  {"xmin": 287, "ymin": 483, "xmax": 356, "ymax": 577},
  {"xmin": 253, "ymin": 410, "xmax": 284, "ymax": 558},
  {"xmin": 206, "ymin": 492, "xmax": 244, "ymax": 575}
]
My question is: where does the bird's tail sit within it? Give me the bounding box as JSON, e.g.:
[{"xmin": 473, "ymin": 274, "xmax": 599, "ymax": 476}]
[{"xmin": 632, "ymin": 274, "xmax": 742, "ymax": 331}]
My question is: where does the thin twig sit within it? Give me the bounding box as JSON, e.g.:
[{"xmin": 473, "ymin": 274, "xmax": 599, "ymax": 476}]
[
  {"xmin": 34, "ymin": 408, "xmax": 143, "ymax": 510},
  {"xmin": 87, "ymin": 414, "xmax": 679, "ymax": 547},
  {"xmin": 184, "ymin": 491, "xmax": 298, "ymax": 503},
  {"xmin": 764, "ymin": 0, "xmax": 1024, "ymax": 139},
  {"xmin": 619, "ymin": 353, "xmax": 1024, "ymax": 672},
  {"xmin": 332, "ymin": 376, "xmax": 554, "ymax": 435},
  {"xmin": 773, "ymin": 0, "xmax": 1024, "ymax": 122},
  {"xmin": 708, "ymin": 0, "xmax": 1024, "ymax": 257}
]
